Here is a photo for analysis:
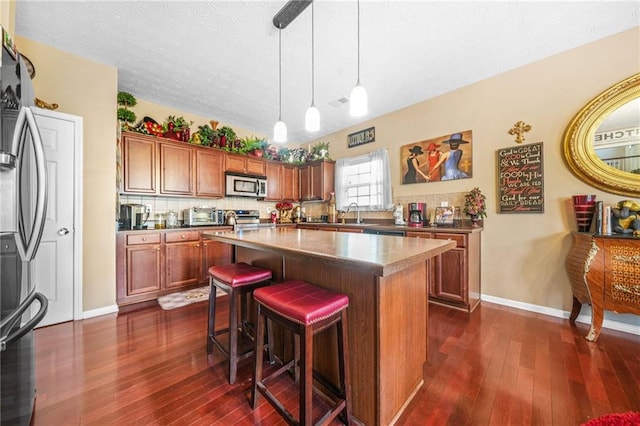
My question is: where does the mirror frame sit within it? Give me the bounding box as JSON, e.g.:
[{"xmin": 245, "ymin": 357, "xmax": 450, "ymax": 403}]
[{"xmin": 563, "ymin": 73, "xmax": 640, "ymax": 198}]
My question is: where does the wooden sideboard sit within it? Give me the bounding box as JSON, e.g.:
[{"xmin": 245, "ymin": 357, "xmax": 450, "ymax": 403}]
[{"xmin": 566, "ymin": 232, "xmax": 640, "ymax": 341}]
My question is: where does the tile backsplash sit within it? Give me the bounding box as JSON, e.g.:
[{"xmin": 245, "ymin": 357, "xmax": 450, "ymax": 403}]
[{"xmin": 118, "ymin": 193, "xmax": 466, "ymax": 225}]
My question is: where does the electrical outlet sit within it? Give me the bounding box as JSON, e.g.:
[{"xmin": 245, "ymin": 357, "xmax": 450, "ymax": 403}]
[
  {"xmin": 266, "ymin": 207, "xmax": 271, "ymax": 214},
  {"xmin": 145, "ymin": 204, "xmax": 152, "ymax": 212},
  {"xmin": 440, "ymin": 201, "xmax": 449, "ymax": 207}
]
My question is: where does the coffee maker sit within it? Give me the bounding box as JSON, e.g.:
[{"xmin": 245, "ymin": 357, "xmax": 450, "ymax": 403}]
[
  {"xmin": 119, "ymin": 204, "xmax": 150, "ymax": 230},
  {"xmin": 408, "ymin": 202, "xmax": 427, "ymax": 227}
]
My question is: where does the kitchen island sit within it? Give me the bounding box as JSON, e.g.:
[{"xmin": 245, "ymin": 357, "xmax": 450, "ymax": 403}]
[{"xmin": 203, "ymin": 227, "xmax": 455, "ymax": 425}]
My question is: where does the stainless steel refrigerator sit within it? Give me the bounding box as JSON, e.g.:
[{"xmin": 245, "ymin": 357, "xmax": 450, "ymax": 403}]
[{"xmin": 0, "ymin": 37, "xmax": 49, "ymax": 425}]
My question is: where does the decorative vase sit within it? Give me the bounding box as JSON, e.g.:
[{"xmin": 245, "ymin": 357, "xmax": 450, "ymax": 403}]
[
  {"xmin": 572, "ymin": 194, "xmax": 596, "ymax": 232},
  {"xmin": 470, "ymin": 214, "xmax": 480, "ymax": 226}
]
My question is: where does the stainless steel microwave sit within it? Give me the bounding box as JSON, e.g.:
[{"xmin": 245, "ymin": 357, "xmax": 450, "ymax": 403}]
[{"xmin": 225, "ymin": 173, "xmax": 267, "ymax": 198}]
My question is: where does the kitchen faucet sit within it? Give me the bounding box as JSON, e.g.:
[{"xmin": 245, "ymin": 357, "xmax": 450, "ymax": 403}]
[{"xmin": 347, "ymin": 202, "xmax": 363, "ymax": 224}]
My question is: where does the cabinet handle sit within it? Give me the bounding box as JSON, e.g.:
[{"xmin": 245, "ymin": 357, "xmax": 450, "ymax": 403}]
[
  {"xmin": 142, "ymin": 237, "xmax": 147, "ymax": 241},
  {"xmin": 181, "ymin": 235, "xmax": 186, "ymax": 239},
  {"xmin": 196, "ymin": 244, "xmax": 200, "ymax": 248},
  {"xmin": 156, "ymin": 248, "xmax": 160, "ymax": 251}
]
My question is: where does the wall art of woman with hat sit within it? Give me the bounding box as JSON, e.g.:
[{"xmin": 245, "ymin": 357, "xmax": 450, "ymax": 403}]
[
  {"xmin": 426, "ymin": 142, "xmax": 443, "ymax": 181},
  {"xmin": 403, "ymin": 145, "xmax": 431, "ymax": 184},
  {"xmin": 428, "ymin": 132, "xmax": 471, "ymax": 181}
]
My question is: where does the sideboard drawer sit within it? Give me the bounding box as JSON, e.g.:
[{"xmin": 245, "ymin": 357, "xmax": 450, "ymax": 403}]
[
  {"xmin": 434, "ymin": 233, "xmax": 467, "ymax": 248},
  {"xmin": 165, "ymin": 230, "xmax": 200, "ymax": 243},
  {"xmin": 126, "ymin": 233, "xmax": 161, "ymax": 245}
]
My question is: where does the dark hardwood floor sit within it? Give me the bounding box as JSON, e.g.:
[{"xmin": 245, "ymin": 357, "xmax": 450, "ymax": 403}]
[{"xmin": 32, "ymin": 298, "xmax": 639, "ymax": 425}]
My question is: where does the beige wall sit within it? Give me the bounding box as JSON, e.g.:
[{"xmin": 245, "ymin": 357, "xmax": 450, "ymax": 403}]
[
  {"xmin": 306, "ymin": 27, "xmax": 640, "ymax": 320},
  {"xmin": 15, "ymin": 36, "xmax": 118, "ymax": 312},
  {"xmin": 0, "ymin": 0, "xmax": 15, "ymax": 38},
  {"xmin": 129, "ymin": 99, "xmax": 266, "ymax": 142}
]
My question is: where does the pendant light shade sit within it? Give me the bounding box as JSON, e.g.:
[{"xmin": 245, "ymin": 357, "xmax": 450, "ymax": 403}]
[
  {"xmin": 273, "ymin": 120, "xmax": 287, "ymax": 143},
  {"xmin": 305, "ymin": 0, "xmax": 320, "ymax": 132},
  {"xmin": 349, "ymin": 82, "xmax": 368, "ymax": 117},
  {"xmin": 305, "ymin": 104, "xmax": 320, "ymax": 132},
  {"xmin": 350, "ymin": 0, "xmax": 367, "ymax": 117},
  {"xmin": 273, "ymin": 26, "xmax": 287, "ymax": 143}
]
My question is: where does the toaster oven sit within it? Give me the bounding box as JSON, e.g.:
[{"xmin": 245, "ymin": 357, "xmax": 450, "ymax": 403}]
[{"xmin": 183, "ymin": 207, "xmax": 224, "ymax": 226}]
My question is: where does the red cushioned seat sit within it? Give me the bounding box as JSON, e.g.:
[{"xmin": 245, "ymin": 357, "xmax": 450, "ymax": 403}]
[
  {"xmin": 207, "ymin": 262, "xmax": 273, "ymax": 384},
  {"xmin": 208, "ymin": 262, "xmax": 272, "ymax": 287},
  {"xmin": 251, "ymin": 280, "xmax": 352, "ymax": 424},
  {"xmin": 253, "ymin": 280, "xmax": 349, "ymax": 326}
]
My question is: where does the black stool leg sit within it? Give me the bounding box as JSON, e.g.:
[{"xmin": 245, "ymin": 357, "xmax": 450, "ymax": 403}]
[
  {"xmin": 251, "ymin": 303, "xmax": 266, "ymax": 409},
  {"xmin": 206, "ymin": 277, "xmax": 217, "ymax": 354},
  {"xmin": 228, "ymin": 287, "xmax": 239, "ymax": 384}
]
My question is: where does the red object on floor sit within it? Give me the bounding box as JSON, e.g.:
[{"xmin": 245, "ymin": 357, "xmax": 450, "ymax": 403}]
[{"xmin": 582, "ymin": 411, "xmax": 640, "ymax": 426}]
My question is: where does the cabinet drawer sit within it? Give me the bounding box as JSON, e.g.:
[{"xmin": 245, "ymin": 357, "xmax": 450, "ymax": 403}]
[
  {"xmin": 126, "ymin": 233, "xmax": 161, "ymax": 245},
  {"xmin": 434, "ymin": 233, "xmax": 467, "ymax": 248},
  {"xmin": 165, "ymin": 230, "xmax": 200, "ymax": 243}
]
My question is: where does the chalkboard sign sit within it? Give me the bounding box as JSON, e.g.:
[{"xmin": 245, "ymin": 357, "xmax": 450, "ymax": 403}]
[{"xmin": 497, "ymin": 142, "xmax": 544, "ymax": 213}]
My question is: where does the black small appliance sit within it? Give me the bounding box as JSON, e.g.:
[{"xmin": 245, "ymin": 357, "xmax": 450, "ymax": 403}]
[{"xmin": 408, "ymin": 202, "xmax": 428, "ymax": 227}]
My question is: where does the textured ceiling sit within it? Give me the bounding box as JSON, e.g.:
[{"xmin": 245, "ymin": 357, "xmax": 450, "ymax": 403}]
[{"xmin": 15, "ymin": 1, "xmax": 640, "ymax": 144}]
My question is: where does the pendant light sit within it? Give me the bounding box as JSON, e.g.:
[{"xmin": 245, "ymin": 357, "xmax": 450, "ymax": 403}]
[
  {"xmin": 304, "ymin": 0, "xmax": 320, "ymax": 132},
  {"xmin": 349, "ymin": 0, "xmax": 368, "ymax": 117},
  {"xmin": 273, "ymin": 25, "xmax": 287, "ymax": 143}
]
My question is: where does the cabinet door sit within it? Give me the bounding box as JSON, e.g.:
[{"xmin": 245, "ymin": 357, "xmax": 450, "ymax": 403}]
[
  {"xmin": 300, "ymin": 162, "xmax": 335, "ymax": 201},
  {"xmin": 310, "ymin": 163, "xmax": 324, "ymax": 201},
  {"xmin": 196, "ymin": 149, "xmax": 224, "ymax": 197},
  {"xmin": 160, "ymin": 143, "xmax": 193, "ymax": 195},
  {"xmin": 126, "ymin": 244, "xmax": 162, "ymax": 295},
  {"xmin": 282, "ymin": 165, "xmax": 299, "ymax": 201},
  {"xmin": 265, "ymin": 162, "xmax": 282, "ymax": 201},
  {"xmin": 432, "ymin": 247, "xmax": 467, "ymax": 303},
  {"xmin": 225, "ymin": 154, "xmax": 246, "ymax": 173},
  {"xmin": 246, "ymin": 157, "xmax": 266, "ymax": 176},
  {"xmin": 165, "ymin": 241, "xmax": 201, "ymax": 289},
  {"xmin": 122, "ymin": 133, "xmax": 156, "ymax": 194},
  {"xmin": 299, "ymin": 165, "xmax": 311, "ymax": 200},
  {"xmin": 201, "ymin": 238, "xmax": 233, "ymax": 282}
]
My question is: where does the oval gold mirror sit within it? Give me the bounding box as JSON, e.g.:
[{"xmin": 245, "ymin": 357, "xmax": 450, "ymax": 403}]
[{"xmin": 563, "ymin": 73, "xmax": 640, "ymax": 197}]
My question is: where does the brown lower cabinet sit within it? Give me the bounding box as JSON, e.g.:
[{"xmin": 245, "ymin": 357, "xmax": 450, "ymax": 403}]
[
  {"xmin": 406, "ymin": 230, "xmax": 481, "ymax": 312},
  {"xmin": 116, "ymin": 227, "xmax": 233, "ymax": 307}
]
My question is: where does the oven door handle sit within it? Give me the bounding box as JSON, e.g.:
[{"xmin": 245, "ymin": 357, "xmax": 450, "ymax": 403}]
[{"xmin": 0, "ymin": 291, "xmax": 48, "ymax": 351}]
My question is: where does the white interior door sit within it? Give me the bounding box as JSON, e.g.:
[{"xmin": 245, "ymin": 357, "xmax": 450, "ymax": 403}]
[{"xmin": 32, "ymin": 108, "xmax": 82, "ymax": 327}]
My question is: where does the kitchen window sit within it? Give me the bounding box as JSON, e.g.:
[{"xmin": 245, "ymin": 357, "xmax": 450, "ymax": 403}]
[{"xmin": 335, "ymin": 148, "xmax": 392, "ymax": 211}]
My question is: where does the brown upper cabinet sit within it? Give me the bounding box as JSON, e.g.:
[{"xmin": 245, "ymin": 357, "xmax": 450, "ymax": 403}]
[
  {"xmin": 299, "ymin": 161, "xmax": 335, "ymax": 201},
  {"xmin": 122, "ymin": 132, "xmax": 157, "ymax": 194},
  {"xmin": 195, "ymin": 149, "xmax": 225, "ymax": 198},
  {"xmin": 120, "ymin": 132, "xmax": 334, "ymax": 201},
  {"xmin": 225, "ymin": 153, "xmax": 266, "ymax": 176},
  {"xmin": 282, "ymin": 164, "xmax": 299, "ymax": 201},
  {"xmin": 159, "ymin": 142, "xmax": 193, "ymax": 195},
  {"xmin": 264, "ymin": 161, "xmax": 282, "ymax": 201}
]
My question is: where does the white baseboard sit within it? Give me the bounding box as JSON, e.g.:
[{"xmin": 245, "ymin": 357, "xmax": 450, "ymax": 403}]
[
  {"xmin": 83, "ymin": 304, "xmax": 119, "ymax": 319},
  {"xmin": 481, "ymin": 294, "xmax": 640, "ymax": 337}
]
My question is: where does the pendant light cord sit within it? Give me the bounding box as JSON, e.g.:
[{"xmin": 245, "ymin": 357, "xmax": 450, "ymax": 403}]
[
  {"xmin": 356, "ymin": 0, "xmax": 360, "ymax": 84},
  {"xmin": 278, "ymin": 26, "xmax": 283, "ymax": 120},
  {"xmin": 311, "ymin": 0, "xmax": 315, "ymax": 104}
]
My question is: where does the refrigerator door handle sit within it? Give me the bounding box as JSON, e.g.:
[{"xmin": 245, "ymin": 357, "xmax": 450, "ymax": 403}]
[
  {"xmin": 0, "ymin": 291, "xmax": 48, "ymax": 352},
  {"xmin": 14, "ymin": 106, "xmax": 48, "ymax": 262}
]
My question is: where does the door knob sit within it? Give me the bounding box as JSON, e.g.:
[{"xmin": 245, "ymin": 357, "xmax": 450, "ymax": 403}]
[{"xmin": 58, "ymin": 227, "xmax": 70, "ymax": 236}]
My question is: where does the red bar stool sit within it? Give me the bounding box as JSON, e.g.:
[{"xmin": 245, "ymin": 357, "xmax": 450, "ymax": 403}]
[
  {"xmin": 251, "ymin": 280, "xmax": 352, "ymax": 425},
  {"xmin": 207, "ymin": 262, "xmax": 273, "ymax": 384}
]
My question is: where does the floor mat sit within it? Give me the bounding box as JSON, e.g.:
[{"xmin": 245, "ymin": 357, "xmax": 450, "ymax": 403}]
[{"xmin": 157, "ymin": 286, "xmax": 210, "ymax": 310}]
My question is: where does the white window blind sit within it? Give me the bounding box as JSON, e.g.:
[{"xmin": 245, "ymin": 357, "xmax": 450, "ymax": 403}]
[{"xmin": 335, "ymin": 148, "xmax": 392, "ymax": 211}]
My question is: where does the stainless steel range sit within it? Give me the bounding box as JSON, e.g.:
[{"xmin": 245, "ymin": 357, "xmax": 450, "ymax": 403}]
[{"xmin": 231, "ymin": 209, "xmax": 275, "ymax": 230}]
